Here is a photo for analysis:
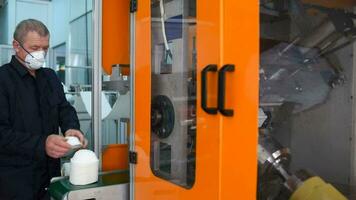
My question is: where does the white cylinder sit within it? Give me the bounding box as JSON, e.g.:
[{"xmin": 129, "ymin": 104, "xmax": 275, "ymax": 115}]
[{"xmin": 69, "ymin": 149, "xmax": 99, "ymax": 185}]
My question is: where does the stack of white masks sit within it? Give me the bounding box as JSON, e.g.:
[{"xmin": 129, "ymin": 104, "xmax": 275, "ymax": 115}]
[{"xmin": 69, "ymin": 149, "xmax": 99, "ymax": 185}]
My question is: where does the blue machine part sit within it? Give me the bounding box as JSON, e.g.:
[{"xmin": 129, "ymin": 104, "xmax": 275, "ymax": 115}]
[{"xmin": 165, "ymin": 15, "xmax": 183, "ymax": 41}]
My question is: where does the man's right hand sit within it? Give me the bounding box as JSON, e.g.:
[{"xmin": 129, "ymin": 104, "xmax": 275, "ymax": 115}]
[{"xmin": 45, "ymin": 134, "xmax": 72, "ymax": 158}]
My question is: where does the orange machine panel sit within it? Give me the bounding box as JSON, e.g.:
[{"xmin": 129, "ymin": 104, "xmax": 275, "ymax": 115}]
[
  {"xmin": 133, "ymin": 0, "xmax": 258, "ymax": 199},
  {"xmin": 220, "ymin": 0, "xmax": 259, "ymax": 199},
  {"xmin": 102, "ymin": 0, "xmax": 130, "ymax": 75},
  {"xmin": 102, "ymin": 144, "xmax": 129, "ymax": 171}
]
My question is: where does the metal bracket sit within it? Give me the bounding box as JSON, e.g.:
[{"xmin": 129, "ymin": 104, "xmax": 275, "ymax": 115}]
[
  {"xmin": 129, "ymin": 151, "xmax": 137, "ymax": 164},
  {"xmin": 130, "ymin": 0, "xmax": 137, "ymax": 13}
]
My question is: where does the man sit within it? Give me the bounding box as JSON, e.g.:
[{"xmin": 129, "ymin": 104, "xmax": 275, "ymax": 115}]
[{"xmin": 0, "ymin": 19, "xmax": 86, "ymax": 199}]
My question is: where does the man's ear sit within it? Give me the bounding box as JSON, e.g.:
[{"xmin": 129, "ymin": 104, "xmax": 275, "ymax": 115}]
[{"xmin": 12, "ymin": 40, "xmax": 20, "ymax": 53}]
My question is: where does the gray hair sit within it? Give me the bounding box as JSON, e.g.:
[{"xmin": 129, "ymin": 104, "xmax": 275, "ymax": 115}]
[{"xmin": 13, "ymin": 19, "xmax": 50, "ymax": 44}]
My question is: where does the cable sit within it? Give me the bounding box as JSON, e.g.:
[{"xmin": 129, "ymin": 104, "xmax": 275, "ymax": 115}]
[{"xmin": 159, "ymin": 0, "xmax": 172, "ymax": 61}]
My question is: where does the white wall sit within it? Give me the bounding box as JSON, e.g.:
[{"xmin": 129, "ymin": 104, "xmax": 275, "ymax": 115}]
[
  {"xmin": 0, "ymin": 0, "xmax": 51, "ymax": 45},
  {"xmin": 15, "ymin": 1, "xmax": 50, "ymax": 26}
]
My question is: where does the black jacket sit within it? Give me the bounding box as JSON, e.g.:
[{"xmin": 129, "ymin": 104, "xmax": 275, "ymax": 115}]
[{"xmin": 0, "ymin": 56, "xmax": 80, "ymax": 199}]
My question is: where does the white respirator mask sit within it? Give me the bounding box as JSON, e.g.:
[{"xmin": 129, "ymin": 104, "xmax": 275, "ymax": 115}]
[
  {"xmin": 17, "ymin": 41, "xmax": 46, "ymax": 70},
  {"xmin": 24, "ymin": 50, "xmax": 46, "ymax": 70}
]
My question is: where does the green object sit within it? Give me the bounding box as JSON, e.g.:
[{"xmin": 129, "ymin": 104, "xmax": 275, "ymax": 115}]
[{"xmin": 49, "ymin": 170, "xmax": 129, "ymax": 200}]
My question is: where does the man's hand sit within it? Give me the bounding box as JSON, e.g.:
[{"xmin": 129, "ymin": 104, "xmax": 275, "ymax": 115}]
[
  {"xmin": 65, "ymin": 129, "xmax": 88, "ymax": 148},
  {"xmin": 46, "ymin": 135, "xmax": 71, "ymax": 158}
]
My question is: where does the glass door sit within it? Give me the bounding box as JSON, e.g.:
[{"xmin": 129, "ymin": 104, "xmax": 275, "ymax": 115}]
[
  {"xmin": 132, "ymin": 0, "xmax": 222, "ymax": 199},
  {"xmin": 150, "ymin": 0, "xmax": 197, "ymax": 188}
]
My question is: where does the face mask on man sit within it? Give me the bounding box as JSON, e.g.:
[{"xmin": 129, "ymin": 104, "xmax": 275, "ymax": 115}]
[
  {"xmin": 17, "ymin": 41, "xmax": 46, "ymax": 70},
  {"xmin": 24, "ymin": 50, "xmax": 46, "ymax": 70}
]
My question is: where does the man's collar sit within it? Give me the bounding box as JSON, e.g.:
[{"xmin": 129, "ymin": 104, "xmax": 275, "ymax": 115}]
[{"xmin": 10, "ymin": 55, "xmax": 30, "ymax": 77}]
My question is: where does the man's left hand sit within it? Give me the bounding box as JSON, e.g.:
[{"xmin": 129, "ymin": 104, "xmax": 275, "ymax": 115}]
[{"xmin": 64, "ymin": 129, "xmax": 88, "ymax": 148}]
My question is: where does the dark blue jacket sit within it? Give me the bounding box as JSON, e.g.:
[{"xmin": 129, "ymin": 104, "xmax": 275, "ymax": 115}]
[{"xmin": 0, "ymin": 56, "xmax": 80, "ymax": 199}]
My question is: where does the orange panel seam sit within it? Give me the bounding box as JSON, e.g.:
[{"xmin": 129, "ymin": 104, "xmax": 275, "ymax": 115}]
[{"xmin": 218, "ymin": 0, "xmax": 224, "ymax": 199}]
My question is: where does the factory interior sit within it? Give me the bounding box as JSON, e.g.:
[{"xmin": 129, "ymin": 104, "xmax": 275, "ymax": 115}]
[{"xmin": 1, "ymin": 0, "xmax": 356, "ymax": 199}]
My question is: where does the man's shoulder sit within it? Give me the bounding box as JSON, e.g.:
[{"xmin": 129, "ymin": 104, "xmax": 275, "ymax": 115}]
[
  {"xmin": 41, "ymin": 68, "xmax": 62, "ymax": 88},
  {"xmin": 0, "ymin": 63, "xmax": 13, "ymax": 78},
  {"xmin": 0, "ymin": 64, "xmax": 14, "ymax": 92},
  {"xmin": 0, "ymin": 63, "xmax": 11, "ymax": 71},
  {"xmin": 41, "ymin": 67, "xmax": 60, "ymax": 81},
  {"xmin": 41, "ymin": 67, "xmax": 56, "ymax": 76}
]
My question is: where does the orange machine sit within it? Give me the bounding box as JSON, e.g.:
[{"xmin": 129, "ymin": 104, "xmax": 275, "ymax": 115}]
[
  {"xmin": 103, "ymin": 0, "xmax": 258, "ymax": 199},
  {"xmin": 101, "ymin": 0, "xmax": 353, "ymax": 199}
]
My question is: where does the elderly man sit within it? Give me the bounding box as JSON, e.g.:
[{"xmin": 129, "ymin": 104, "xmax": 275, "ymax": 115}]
[{"xmin": 0, "ymin": 19, "xmax": 86, "ymax": 199}]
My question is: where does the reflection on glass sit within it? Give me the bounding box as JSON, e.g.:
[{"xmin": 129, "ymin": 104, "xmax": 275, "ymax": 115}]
[
  {"xmin": 52, "ymin": 43, "xmax": 66, "ymax": 83},
  {"xmin": 61, "ymin": 1, "xmax": 130, "ymax": 167},
  {"xmin": 259, "ymin": 1, "xmax": 355, "ymax": 199},
  {"xmin": 150, "ymin": 0, "xmax": 197, "ymax": 189},
  {"xmin": 101, "ymin": 64, "xmax": 131, "ymax": 171},
  {"xmin": 0, "ymin": 45, "xmax": 15, "ymax": 66},
  {"xmin": 63, "ymin": 7, "xmax": 93, "ymax": 149},
  {"xmin": 67, "ymin": 12, "xmax": 92, "ymax": 87}
]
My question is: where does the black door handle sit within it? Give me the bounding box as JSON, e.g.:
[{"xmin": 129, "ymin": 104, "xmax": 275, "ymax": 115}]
[
  {"xmin": 218, "ymin": 64, "xmax": 235, "ymax": 117},
  {"xmin": 201, "ymin": 64, "xmax": 218, "ymax": 114}
]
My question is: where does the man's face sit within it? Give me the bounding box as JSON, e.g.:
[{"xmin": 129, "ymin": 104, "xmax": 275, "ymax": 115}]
[{"xmin": 13, "ymin": 31, "xmax": 49, "ymax": 61}]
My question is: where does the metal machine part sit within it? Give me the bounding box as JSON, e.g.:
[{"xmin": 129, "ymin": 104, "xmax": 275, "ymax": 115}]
[
  {"xmin": 258, "ymin": 132, "xmax": 291, "ymax": 175},
  {"xmin": 102, "ymin": 80, "xmax": 129, "ymax": 95},
  {"xmin": 260, "ymin": 43, "xmax": 332, "ymax": 113},
  {"xmin": 257, "ymin": 130, "xmax": 347, "ymax": 200},
  {"xmin": 150, "ymin": 73, "xmax": 195, "ymax": 188},
  {"xmin": 258, "ymin": 109, "xmax": 347, "ymax": 199},
  {"xmin": 102, "ymin": 64, "xmax": 130, "ymax": 95},
  {"xmin": 259, "ymin": 0, "xmax": 356, "ymax": 113},
  {"xmin": 258, "ymin": 131, "xmax": 293, "ymax": 200},
  {"xmin": 257, "ymin": 112, "xmax": 310, "ymax": 199},
  {"xmin": 259, "ymin": 6, "xmax": 351, "ymax": 194},
  {"xmin": 151, "ymin": 95, "xmax": 175, "ymax": 139},
  {"xmin": 259, "ymin": 1, "xmax": 353, "ymax": 199}
]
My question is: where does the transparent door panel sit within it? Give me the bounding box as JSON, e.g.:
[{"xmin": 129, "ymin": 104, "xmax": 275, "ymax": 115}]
[
  {"xmin": 150, "ymin": 0, "xmax": 196, "ymax": 188},
  {"xmin": 101, "ymin": 63, "xmax": 130, "ymax": 172},
  {"xmin": 64, "ymin": 7, "xmax": 94, "ymax": 150},
  {"xmin": 65, "ymin": 0, "xmax": 130, "ymax": 170},
  {"xmin": 101, "ymin": 90, "xmax": 130, "ymax": 146},
  {"xmin": 259, "ymin": 1, "xmax": 356, "ymax": 199}
]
